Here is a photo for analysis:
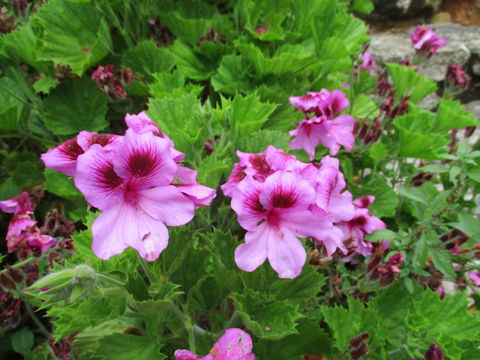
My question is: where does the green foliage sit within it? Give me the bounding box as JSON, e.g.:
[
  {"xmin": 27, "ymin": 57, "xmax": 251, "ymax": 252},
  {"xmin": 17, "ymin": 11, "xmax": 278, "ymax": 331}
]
[{"xmin": 386, "ymin": 63, "xmax": 437, "ymax": 102}]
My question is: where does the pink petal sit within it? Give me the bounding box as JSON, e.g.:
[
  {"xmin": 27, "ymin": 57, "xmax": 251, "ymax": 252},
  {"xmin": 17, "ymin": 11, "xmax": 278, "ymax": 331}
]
[
  {"xmin": 267, "ymin": 228, "xmax": 306, "ymax": 279},
  {"xmin": 327, "ymin": 191, "xmax": 354, "ymax": 223},
  {"xmin": 176, "ymin": 166, "xmax": 198, "ymax": 184},
  {"xmin": 0, "ymin": 192, "xmax": 33, "ymax": 214},
  {"xmin": 26, "ymin": 233, "xmax": 56, "ymax": 252},
  {"xmin": 221, "ymin": 163, "xmax": 247, "ymax": 197},
  {"xmin": 174, "ymin": 350, "xmax": 200, "ymax": 360},
  {"xmin": 211, "ymin": 328, "xmax": 254, "ymax": 360},
  {"xmin": 175, "ymin": 184, "xmax": 216, "ymax": 208},
  {"xmin": 75, "ymin": 144, "xmax": 124, "ymax": 210},
  {"xmin": 235, "ymin": 223, "xmax": 269, "ymax": 272},
  {"xmin": 353, "ymin": 196, "xmax": 375, "ymax": 209},
  {"xmin": 125, "ymin": 111, "xmax": 160, "ymax": 135},
  {"xmin": 7, "ymin": 214, "xmax": 36, "ymax": 239},
  {"xmin": 329, "ymin": 114, "xmax": 355, "ymax": 151},
  {"xmin": 41, "ymin": 137, "xmax": 84, "ymax": 177},
  {"xmin": 468, "ymin": 271, "xmax": 480, "ymax": 287},
  {"xmin": 114, "ymin": 129, "xmax": 177, "ymax": 189},
  {"xmin": 92, "ymin": 203, "xmax": 169, "ymax": 261},
  {"xmin": 137, "ymin": 186, "xmax": 195, "ymax": 226},
  {"xmin": 231, "ymin": 179, "xmax": 265, "ymax": 231},
  {"xmin": 281, "ymin": 208, "xmax": 332, "ymax": 240},
  {"xmin": 318, "ymin": 226, "xmax": 347, "ymax": 258},
  {"xmin": 289, "ymin": 119, "xmax": 323, "ymax": 160},
  {"xmin": 77, "ymin": 131, "xmax": 121, "ymax": 152}
]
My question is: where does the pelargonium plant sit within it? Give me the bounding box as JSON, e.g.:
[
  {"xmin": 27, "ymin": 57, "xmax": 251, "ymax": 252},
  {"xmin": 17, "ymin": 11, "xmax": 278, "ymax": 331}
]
[{"xmin": 0, "ymin": 0, "xmax": 479, "ymax": 359}]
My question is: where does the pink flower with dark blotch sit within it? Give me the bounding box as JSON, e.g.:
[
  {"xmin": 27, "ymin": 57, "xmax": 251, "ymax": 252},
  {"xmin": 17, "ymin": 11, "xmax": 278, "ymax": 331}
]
[
  {"xmin": 41, "ymin": 132, "xmax": 119, "ymax": 177},
  {"xmin": 74, "ymin": 129, "xmax": 215, "ymax": 261},
  {"xmin": 221, "ymin": 146, "xmax": 306, "ymax": 197},
  {"xmin": 410, "ymin": 25, "xmax": 447, "ymax": 58},
  {"xmin": 231, "ymin": 171, "xmax": 331, "ymax": 278},
  {"xmin": 468, "ymin": 270, "xmax": 480, "ymax": 287},
  {"xmin": 289, "ymin": 114, "xmax": 355, "ymax": 160},
  {"xmin": 445, "ymin": 65, "xmax": 470, "ymax": 90},
  {"xmin": 175, "ymin": 328, "xmax": 255, "ymax": 360},
  {"xmin": 338, "ymin": 196, "xmax": 386, "ymax": 259},
  {"xmin": 289, "ymin": 90, "xmax": 330, "ymax": 115}
]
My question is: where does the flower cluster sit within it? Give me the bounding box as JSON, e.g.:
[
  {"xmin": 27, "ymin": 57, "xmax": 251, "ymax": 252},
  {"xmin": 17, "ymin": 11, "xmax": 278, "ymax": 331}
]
[
  {"xmin": 355, "ymin": 51, "xmax": 376, "ymax": 76},
  {"xmin": 91, "ymin": 65, "xmax": 134, "ymax": 100},
  {"xmin": 41, "ymin": 112, "xmax": 216, "ymax": 261},
  {"xmin": 221, "ymin": 146, "xmax": 385, "ymax": 278},
  {"xmin": 445, "ymin": 64, "xmax": 470, "ymax": 90},
  {"xmin": 0, "ymin": 192, "xmax": 56, "ymax": 256},
  {"xmin": 289, "ymin": 89, "xmax": 355, "ymax": 160},
  {"xmin": 410, "ymin": 25, "xmax": 447, "ymax": 58},
  {"xmin": 174, "ymin": 328, "xmax": 254, "ymax": 360}
]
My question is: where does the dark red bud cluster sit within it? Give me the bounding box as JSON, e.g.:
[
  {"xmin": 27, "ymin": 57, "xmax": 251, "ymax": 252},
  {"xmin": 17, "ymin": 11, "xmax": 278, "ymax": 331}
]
[
  {"xmin": 0, "ymin": 264, "xmax": 39, "ymax": 289},
  {"xmin": 368, "ymin": 249, "xmax": 403, "ymax": 287},
  {"xmin": 354, "ymin": 117, "xmax": 383, "ymax": 145},
  {"xmin": 49, "ymin": 334, "xmax": 76, "ymax": 360},
  {"xmin": 0, "ymin": 7, "xmax": 16, "ymax": 33},
  {"xmin": 91, "ymin": 65, "xmax": 134, "ymax": 101},
  {"xmin": 349, "ymin": 333, "xmax": 369, "ymax": 359},
  {"xmin": 464, "ymin": 126, "xmax": 476, "ymax": 138},
  {"xmin": 424, "ymin": 344, "xmax": 445, "ymax": 360},
  {"xmin": 439, "ymin": 229, "xmax": 469, "ymax": 255},
  {"xmin": 204, "ymin": 136, "xmax": 221, "ymax": 155},
  {"xmin": 381, "ymin": 95, "xmax": 410, "ymax": 119},
  {"xmin": 0, "ymin": 288, "xmax": 22, "ymax": 328},
  {"xmin": 399, "ymin": 59, "xmax": 419, "ymax": 71},
  {"xmin": 445, "ymin": 65, "xmax": 470, "ymax": 90},
  {"xmin": 376, "ymin": 71, "xmax": 392, "ymax": 97},
  {"xmin": 410, "ymin": 172, "xmax": 434, "ymax": 187},
  {"xmin": 196, "ymin": 28, "xmax": 226, "ymax": 46},
  {"xmin": 41, "ymin": 209, "xmax": 75, "ymax": 252}
]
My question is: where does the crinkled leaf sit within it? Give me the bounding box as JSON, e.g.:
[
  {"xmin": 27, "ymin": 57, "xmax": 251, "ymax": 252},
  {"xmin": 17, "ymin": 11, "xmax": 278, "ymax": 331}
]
[
  {"xmin": 36, "ymin": 0, "xmax": 112, "ymax": 76},
  {"xmin": 42, "ymin": 79, "xmax": 108, "ymax": 135},
  {"xmin": 43, "ymin": 168, "xmax": 83, "ymax": 200},
  {"xmin": 386, "ymin": 63, "xmax": 437, "ymax": 103},
  {"xmin": 432, "ymin": 99, "xmax": 479, "ymax": 133},
  {"xmin": 237, "ymin": 130, "xmax": 291, "ymax": 153},
  {"xmin": 122, "ymin": 40, "xmax": 175, "ymax": 81},
  {"xmin": 211, "ymin": 54, "xmax": 252, "ymax": 95},
  {"xmin": 0, "ymin": 77, "xmax": 26, "ymax": 130},
  {"xmin": 11, "ymin": 328, "xmax": 34, "ymax": 355},
  {"xmin": 95, "ymin": 334, "xmax": 166, "ymax": 360},
  {"xmin": 429, "ymin": 247, "xmax": 456, "ymax": 279}
]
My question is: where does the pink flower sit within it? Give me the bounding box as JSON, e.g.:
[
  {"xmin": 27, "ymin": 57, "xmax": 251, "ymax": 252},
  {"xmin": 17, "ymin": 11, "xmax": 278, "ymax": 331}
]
[
  {"xmin": 41, "ymin": 132, "xmax": 119, "ymax": 177},
  {"xmin": 255, "ymin": 27, "xmax": 267, "ymax": 36},
  {"xmin": 338, "ymin": 196, "xmax": 386, "ymax": 259},
  {"xmin": 231, "ymin": 171, "xmax": 331, "ymax": 278},
  {"xmin": 356, "ymin": 52, "xmax": 376, "ymax": 75},
  {"xmin": 410, "ymin": 25, "xmax": 447, "ymax": 58},
  {"xmin": 289, "ymin": 114, "xmax": 354, "ymax": 159},
  {"xmin": 175, "ymin": 328, "xmax": 255, "ymax": 360},
  {"xmin": 445, "ymin": 65, "xmax": 470, "ymax": 90},
  {"xmin": 289, "ymin": 89, "xmax": 349, "ymax": 119},
  {"xmin": 0, "ymin": 193, "xmax": 56, "ymax": 253},
  {"xmin": 73, "ymin": 128, "xmax": 215, "ymax": 261},
  {"xmin": 468, "ymin": 270, "xmax": 480, "ymax": 287}
]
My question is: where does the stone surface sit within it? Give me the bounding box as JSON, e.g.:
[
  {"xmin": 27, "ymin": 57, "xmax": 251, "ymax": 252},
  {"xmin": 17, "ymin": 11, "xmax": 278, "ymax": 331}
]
[
  {"xmin": 465, "ymin": 101, "xmax": 480, "ymax": 121},
  {"xmin": 369, "ymin": 24, "xmax": 480, "ymax": 81},
  {"xmin": 418, "ymin": 92, "xmax": 440, "ymax": 110}
]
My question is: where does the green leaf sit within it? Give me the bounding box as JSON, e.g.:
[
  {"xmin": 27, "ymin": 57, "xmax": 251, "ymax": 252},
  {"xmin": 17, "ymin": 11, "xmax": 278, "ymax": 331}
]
[
  {"xmin": 351, "ymin": 175, "xmax": 398, "ymax": 218},
  {"xmin": 232, "ymin": 289, "xmax": 302, "ymax": 339},
  {"xmin": 11, "ymin": 328, "xmax": 34, "ymax": 355},
  {"xmin": 353, "ymin": 0, "xmax": 374, "ymax": 14},
  {"xmin": 3, "ymin": 151, "xmax": 44, "ymax": 188},
  {"xmin": 169, "ymin": 40, "xmax": 213, "ymax": 81},
  {"xmin": 0, "ymin": 77, "xmax": 26, "ymax": 130},
  {"xmin": 369, "ymin": 141, "xmax": 387, "ymax": 164},
  {"xmin": 432, "ymin": 99, "xmax": 479, "ymax": 133},
  {"xmin": 33, "ymin": 76, "xmax": 58, "ymax": 94},
  {"xmin": 42, "ymin": 79, "xmax": 108, "ymax": 135},
  {"xmin": 122, "ymin": 40, "xmax": 175, "ymax": 81},
  {"xmin": 237, "ymin": 130, "xmax": 291, "ymax": 153},
  {"xmin": 43, "ymin": 168, "xmax": 83, "ymax": 200},
  {"xmin": 429, "ymin": 247, "xmax": 456, "ymax": 279},
  {"xmin": 95, "ymin": 334, "xmax": 166, "ymax": 360},
  {"xmin": 386, "ymin": 63, "xmax": 437, "ymax": 103},
  {"xmin": 211, "ymin": 54, "xmax": 252, "ymax": 95},
  {"xmin": 397, "ymin": 185, "xmax": 429, "ymax": 205},
  {"xmin": 351, "ymin": 94, "xmax": 380, "ymax": 119},
  {"xmin": 196, "ymin": 153, "xmax": 231, "ymax": 189},
  {"xmin": 35, "ymin": 0, "xmax": 112, "ymax": 76},
  {"xmin": 270, "ymin": 266, "xmax": 326, "ymax": 303},
  {"xmin": 321, "ymin": 297, "xmax": 377, "ymax": 351},
  {"xmin": 0, "ymin": 178, "xmax": 21, "ymax": 201},
  {"xmin": 412, "ymin": 234, "xmax": 428, "ymax": 272},
  {"xmin": 448, "ymin": 211, "xmax": 480, "ymax": 245}
]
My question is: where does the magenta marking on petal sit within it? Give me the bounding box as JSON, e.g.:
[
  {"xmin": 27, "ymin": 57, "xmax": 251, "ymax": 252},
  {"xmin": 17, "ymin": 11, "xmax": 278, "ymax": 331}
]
[
  {"xmin": 244, "ymin": 190, "xmax": 265, "ymax": 215},
  {"xmin": 97, "ymin": 163, "xmax": 124, "ymax": 190},
  {"xmin": 60, "ymin": 138, "xmax": 84, "ymax": 160},
  {"xmin": 270, "ymin": 188, "xmax": 297, "ymax": 208},
  {"xmin": 128, "ymin": 150, "xmax": 158, "ymax": 177}
]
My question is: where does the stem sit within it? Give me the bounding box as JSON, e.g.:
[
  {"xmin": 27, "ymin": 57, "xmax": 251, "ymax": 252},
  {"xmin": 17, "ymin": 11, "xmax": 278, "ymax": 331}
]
[
  {"xmin": 24, "ymin": 301, "xmax": 50, "ymax": 338},
  {"xmin": 138, "ymin": 256, "xmax": 154, "ymax": 284},
  {"xmin": 187, "ymin": 321, "xmax": 196, "ymax": 353},
  {"xmin": 224, "ymin": 310, "xmax": 238, "ymax": 331},
  {"xmin": 96, "ymin": 274, "xmax": 124, "ymax": 287},
  {"xmin": 0, "ymin": 257, "xmax": 37, "ymax": 274}
]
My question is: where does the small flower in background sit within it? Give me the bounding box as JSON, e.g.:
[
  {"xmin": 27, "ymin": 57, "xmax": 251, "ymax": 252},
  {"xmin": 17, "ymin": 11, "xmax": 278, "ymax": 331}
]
[
  {"xmin": 349, "ymin": 333, "xmax": 369, "ymax": 360},
  {"xmin": 399, "ymin": 59, "xmax": 419, "ymax": 71},
  {"xmin": 445, "ymin": 64, "xmax": 470, "ymax": 90},
  {"xmin": 255, "ymin": 27, "xmax": 267, "ymax": 36},
  {"xmin": 41, "ymin": 112, "xmax": 216, "ymax": 261},
  {"xmin": 355, "ymin": 52, "xmax": 376, "ymax": 76},
  {"xmin": 424, "ymin": 344, "xmax": 445, "ymax": 360},
  {"xmin": 91, "ymin": 65, "xmax": 134, "ymax": 100},
  {"xmin": 175, "ymin": 328, "xmax": 255, "ymax": 360},
  {"xmin": 410, "ymin": 25, "xmax": 447, "ymax": 58},
  {"xmin": 0, "ymin": 192, "xmax": 56, "ymax": 256},
  {"xmin": 289, "ymin": 89, "xmax": 355, "ymax": 159},
  {"xmin": 468, "ymin": 270, "xmax": 480, "ymax": 287}
]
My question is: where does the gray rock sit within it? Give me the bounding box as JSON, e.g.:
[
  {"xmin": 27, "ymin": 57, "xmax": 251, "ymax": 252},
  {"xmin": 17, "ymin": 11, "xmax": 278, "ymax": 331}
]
[
  {"xmin": 418, "ymin": 91, "xmax": 440, "ymax": 110},
  {"xmin": 369, "ymin": 24, "xmax": 480, "ymax": 81},
  {"xmin": 465, "ymin": 101, "xmax": 480, "ymax": 122},
  {"xmin": 473, "ymin": 60, "xmax": 480, "ymax": 76}
]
